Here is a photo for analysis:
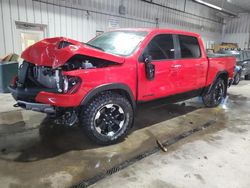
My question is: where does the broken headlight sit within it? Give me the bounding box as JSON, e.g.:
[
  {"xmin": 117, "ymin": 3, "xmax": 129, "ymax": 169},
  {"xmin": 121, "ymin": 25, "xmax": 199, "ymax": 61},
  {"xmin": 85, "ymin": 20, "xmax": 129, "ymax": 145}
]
[{"xmin": 63, "ymin": 76, "xmax": 81, "ymax": 94}]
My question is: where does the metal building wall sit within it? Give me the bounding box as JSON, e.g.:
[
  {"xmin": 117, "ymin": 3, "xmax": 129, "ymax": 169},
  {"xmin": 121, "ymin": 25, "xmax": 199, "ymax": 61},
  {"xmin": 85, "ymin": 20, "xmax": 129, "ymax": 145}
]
[
  {"xmin": 222, "ymin": 13, "xmax": 250, "ymax": 49},
  {"xmin": 0, "ymin": 0, "xmax": 223, "ymax": 57}
]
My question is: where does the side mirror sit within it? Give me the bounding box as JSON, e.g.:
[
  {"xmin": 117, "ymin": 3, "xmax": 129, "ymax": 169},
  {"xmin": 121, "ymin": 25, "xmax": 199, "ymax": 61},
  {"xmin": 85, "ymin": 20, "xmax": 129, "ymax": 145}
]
[{"xmin": 144, "ymin": 55, "xmax": 155, "ymax": 80}]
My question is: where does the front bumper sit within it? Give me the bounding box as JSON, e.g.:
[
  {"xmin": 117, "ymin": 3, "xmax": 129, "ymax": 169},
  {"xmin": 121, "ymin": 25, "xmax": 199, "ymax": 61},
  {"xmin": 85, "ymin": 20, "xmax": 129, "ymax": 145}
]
[
  {"xmin": 9, "ymin": 84, "xmax": 86, "ymax": 108},
  {"xmin": 16, "ymin": 100, "xmax": 55, "ymax": 113},
  {"xmin": 9, "ymin": 86, "xmax": 56, "ymax": 113},
  {"xmin": 8, "ymin": 85, "xmax": 39, "ymax": 102},
  {"xmin": 8, "ymin": 85, "xmax": 58, "ymax": 102}
]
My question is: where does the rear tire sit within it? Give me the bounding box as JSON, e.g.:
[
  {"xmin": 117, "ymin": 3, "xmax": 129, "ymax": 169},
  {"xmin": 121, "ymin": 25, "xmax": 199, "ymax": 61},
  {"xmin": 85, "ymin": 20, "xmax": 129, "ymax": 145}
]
[
  {"xmin": 245, "ymin": 74, "xmax": 250, "ymax": 80},
  {"xmin": 80, "ymin": 91, "xmax": 133, "ymax": 145},
  {"xmin": 233, "ymin": 72, "xmax": 240, "ymax": 85},
  {"xmin": 202, "ymin": 78, "xmax": 226, "ymax": 107}
]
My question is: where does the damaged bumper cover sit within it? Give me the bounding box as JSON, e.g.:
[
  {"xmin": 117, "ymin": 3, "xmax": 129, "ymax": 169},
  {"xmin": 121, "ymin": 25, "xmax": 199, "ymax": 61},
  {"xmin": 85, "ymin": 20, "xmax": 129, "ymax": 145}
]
[
  {"xmin": 8, "ymin": 85, "xmax": 86, "ymax": 108},
  {"xmin": 8, "ymin": 85, "xmax": 58, "ymax": 102},
  {"xmin": 9, "ymin": 85, "xmax": 54, "ymax": 113}
]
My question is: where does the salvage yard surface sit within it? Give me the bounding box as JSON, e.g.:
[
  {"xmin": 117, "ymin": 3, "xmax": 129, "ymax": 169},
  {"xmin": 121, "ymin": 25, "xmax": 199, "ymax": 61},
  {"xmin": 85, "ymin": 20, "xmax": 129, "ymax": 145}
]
[
  {"xmin": 0, "ymin": 81, "xmax": 250, "ymax": 188},
  {"xmin": 91, "ymin": 81, "xmax": 250, "ymax": 188}
]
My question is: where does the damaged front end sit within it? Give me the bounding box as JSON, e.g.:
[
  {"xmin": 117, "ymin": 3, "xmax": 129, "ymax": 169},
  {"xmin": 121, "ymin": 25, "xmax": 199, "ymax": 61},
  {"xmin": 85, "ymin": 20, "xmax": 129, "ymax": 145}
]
[
  {"xmin": 9, "ymin": 37, "xmax": 124, "ymax": 126},
  {"xmin": 9, "ymin": 61, "xmax": 75, "ymax": 116},
  {"xmin": 21, "ymin": 37, "xmax": 125, "ymax": 69}
]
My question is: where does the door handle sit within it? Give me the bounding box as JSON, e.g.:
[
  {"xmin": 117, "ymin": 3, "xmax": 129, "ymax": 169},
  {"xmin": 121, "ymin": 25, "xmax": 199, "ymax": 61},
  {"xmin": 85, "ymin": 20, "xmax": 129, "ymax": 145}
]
[
  {"xmin": 195, "ymin": 63, "xmax": 203, "ymax": 67},
  {"xmin": 171, "ymin": 64, "xmax": 182, "ymax": 68}
]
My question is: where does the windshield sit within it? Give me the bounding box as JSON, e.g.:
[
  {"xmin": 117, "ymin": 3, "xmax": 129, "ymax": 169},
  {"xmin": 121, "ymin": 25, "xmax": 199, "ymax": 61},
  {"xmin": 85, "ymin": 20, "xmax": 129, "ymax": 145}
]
[{"xmin": 87, "ymin": 31, "xmax": 148, "ymax": 56}]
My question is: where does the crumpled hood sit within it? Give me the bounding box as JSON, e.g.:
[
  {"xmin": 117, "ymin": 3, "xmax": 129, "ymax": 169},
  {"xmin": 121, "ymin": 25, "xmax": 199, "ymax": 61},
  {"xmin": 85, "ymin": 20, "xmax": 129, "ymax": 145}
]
[{"xmin": 21, "ymin": 37, "xmax": 125, "ymax": 69}]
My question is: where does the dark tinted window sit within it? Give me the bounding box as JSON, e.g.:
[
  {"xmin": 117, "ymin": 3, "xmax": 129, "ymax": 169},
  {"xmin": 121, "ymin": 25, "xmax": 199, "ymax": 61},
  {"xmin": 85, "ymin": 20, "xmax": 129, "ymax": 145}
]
[
  {"xmin": 179, "ymin": 35, "xmax": 201, "ymax": 58},
  {"xmin": 145, "ymin": 34, "xmax": 175, "ymax": 60}
]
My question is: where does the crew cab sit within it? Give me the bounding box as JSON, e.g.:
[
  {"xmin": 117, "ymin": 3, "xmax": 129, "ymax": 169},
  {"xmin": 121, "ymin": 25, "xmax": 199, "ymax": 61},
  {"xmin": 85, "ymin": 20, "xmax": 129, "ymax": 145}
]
[{"xmin": 9, "ymin": 28, "xmax": 236, "ymax": 145}]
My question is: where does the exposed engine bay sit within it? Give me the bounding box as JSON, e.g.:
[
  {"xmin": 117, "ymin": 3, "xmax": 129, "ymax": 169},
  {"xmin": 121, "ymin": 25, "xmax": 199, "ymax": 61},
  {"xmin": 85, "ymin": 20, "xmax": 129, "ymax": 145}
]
[
  {"xmin": 18, "ymin": 55, "xmax": 117, "ymax": 93},
  {"xmin": 33, "ymin": 66, "xmax": 62, "ymax": 89},
  {"xmin": 62, "ymin": 54, "xmax": 117, "ymax": 71},
  {"xmin": 17, "ymin": 62, "xmax": 64, "ymax": 93}
]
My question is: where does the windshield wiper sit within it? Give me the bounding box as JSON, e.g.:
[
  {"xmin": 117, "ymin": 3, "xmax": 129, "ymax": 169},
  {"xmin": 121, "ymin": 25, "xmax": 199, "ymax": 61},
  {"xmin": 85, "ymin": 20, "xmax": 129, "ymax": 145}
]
[{"xmin": 84, "ymin": 43, "xmax": 104, "ymax": 51}]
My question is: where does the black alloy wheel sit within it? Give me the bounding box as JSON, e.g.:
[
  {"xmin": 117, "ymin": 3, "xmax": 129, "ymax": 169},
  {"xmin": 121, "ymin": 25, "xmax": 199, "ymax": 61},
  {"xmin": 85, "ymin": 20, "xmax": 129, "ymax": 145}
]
[
  {"xmin": 80, "ymin": 91, "xmax": 133, "ymax": 145},
  {"xmin": 202, "ymin": 78, "xmax": 226, "ymax": 107},
  {"xmin": 94, "ymin": 104, "xmax": 125, "ymax": 137}
]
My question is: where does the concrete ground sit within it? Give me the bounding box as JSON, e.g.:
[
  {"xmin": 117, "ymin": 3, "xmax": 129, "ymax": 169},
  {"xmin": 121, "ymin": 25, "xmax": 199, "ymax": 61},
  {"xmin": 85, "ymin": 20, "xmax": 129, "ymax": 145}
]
[
  {"xmin": 91, "ymin": 81, "xmax": 250, "ymax": 188},
  {"xmin": 0, "ymin": 81, "xmax": 249, "ymax": 187}
]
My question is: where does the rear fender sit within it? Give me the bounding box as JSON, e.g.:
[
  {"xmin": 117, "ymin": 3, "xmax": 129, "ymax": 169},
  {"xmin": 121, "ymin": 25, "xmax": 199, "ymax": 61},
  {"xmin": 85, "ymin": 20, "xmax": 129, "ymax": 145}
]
[{"xmin": 202, "ymin": 70, "xmax": 228, "ymax": 96}]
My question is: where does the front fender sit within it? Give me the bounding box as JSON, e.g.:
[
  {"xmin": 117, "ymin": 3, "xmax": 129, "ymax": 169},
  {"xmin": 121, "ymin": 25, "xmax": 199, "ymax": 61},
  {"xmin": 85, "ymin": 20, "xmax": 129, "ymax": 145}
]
[{"xmin": 80, "ymin": 83, "xmax": 136, "ymax": 111}]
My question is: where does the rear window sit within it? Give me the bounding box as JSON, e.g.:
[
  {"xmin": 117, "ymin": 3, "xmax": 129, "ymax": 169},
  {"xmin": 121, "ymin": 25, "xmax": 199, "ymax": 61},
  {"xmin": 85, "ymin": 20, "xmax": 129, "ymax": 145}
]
[{"xmin": 179, "ymin": 35, "xmax": 201, "ymax": 58}]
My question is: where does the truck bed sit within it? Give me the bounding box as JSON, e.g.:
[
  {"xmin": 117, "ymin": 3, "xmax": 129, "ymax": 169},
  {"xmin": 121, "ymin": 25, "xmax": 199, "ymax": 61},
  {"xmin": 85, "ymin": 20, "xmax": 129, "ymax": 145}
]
[
  {"xmin": 206, "ymin": 54, "xmax": 236, "ymax": 87},
  {"xmin": 207, "ymin": 53, "xmax": 234, "ymax": 58}
]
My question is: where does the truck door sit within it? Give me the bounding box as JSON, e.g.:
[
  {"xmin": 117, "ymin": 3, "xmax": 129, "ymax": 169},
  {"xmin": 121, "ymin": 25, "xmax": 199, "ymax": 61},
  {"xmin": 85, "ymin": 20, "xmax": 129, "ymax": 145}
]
[
  {"xmin": 137, "ymin": 34, "xmax": 181, "ymax": 101},
  {"xmin": 175, "ymin": 35, "xmax": 207, "ymax": 91}
]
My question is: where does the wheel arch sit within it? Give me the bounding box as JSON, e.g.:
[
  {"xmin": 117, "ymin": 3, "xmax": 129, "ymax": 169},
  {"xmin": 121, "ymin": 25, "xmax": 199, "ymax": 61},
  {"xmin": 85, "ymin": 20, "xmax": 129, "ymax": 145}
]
[
  {"xmin": 80, "ymin": 83, "xmax": 136, "ymax": 111},
  {"xmin": 203, "ymin": 70, "xmax": 229, "ymax": 96},
  {"xmin": 217, "ymin": 70, "xmax": 229, "ymax": 84}
]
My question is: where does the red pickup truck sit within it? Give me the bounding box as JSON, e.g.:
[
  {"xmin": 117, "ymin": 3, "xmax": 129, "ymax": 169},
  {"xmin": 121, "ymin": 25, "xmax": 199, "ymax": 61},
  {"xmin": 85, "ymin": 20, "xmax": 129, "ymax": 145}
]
[{"xmin": 9, "ymin": 28, "xmax": 235, "ymax": 145}]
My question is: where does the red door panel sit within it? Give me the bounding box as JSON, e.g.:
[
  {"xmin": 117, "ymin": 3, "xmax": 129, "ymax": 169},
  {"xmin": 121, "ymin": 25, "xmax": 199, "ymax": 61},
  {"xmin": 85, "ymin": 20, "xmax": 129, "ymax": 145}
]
[
  {"xmin": 176, "ymin": 35, "xmax": 208, "ymax": 91},
  {"xmin": 137, "ymin": 60, "xmax": 180, "ymax": 101},
  {"xmin": 177, "ymin": 58, "xmax": 207, "ymax": 91},
  {"xmin": 137, "ymin": 34, "xmax": 179, "ymax": 101}
]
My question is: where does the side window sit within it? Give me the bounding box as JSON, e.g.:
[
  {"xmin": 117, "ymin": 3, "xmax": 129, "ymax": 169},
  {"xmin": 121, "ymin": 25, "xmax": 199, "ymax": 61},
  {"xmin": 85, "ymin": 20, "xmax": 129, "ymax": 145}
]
[
  {"xmin": 145, "ymin": 34, "xmax": 175, "ymax": 61},
  {"xmin": 179, "ymin": 35, "xmax": 201, "ymax": 58}
]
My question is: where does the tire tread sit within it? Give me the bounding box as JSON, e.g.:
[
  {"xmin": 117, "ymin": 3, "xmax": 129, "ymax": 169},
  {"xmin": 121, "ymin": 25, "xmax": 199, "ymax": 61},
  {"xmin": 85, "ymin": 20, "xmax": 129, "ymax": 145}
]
[{"xmin": 80, "ymin": 91, "xmax": 133, "ymax": 145}]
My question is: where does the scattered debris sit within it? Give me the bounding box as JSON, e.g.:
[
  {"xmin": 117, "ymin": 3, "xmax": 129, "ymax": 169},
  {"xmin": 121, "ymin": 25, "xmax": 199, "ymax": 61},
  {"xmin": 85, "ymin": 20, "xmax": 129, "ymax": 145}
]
[{"xmin": 156, "ymin": 139, "xmax": 168, "ymax": 152}]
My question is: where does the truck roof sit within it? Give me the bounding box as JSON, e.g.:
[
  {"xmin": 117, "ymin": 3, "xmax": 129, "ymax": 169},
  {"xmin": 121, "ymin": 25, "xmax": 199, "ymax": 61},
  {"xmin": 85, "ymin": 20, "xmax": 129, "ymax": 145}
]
[{"xmin": 114, "ymin": 28, "xmax": 200, "ymax": 38}]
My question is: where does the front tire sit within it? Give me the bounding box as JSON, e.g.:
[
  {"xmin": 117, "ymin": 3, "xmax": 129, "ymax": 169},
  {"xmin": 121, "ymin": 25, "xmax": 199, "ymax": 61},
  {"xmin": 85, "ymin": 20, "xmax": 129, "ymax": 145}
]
[
  {"xmin": 80, "ymin": 91, "xmax": 133, "ymax": 145},
  {"xmin": 202, "ymin": 78, "xmax": 226, "ymax": 107}
]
